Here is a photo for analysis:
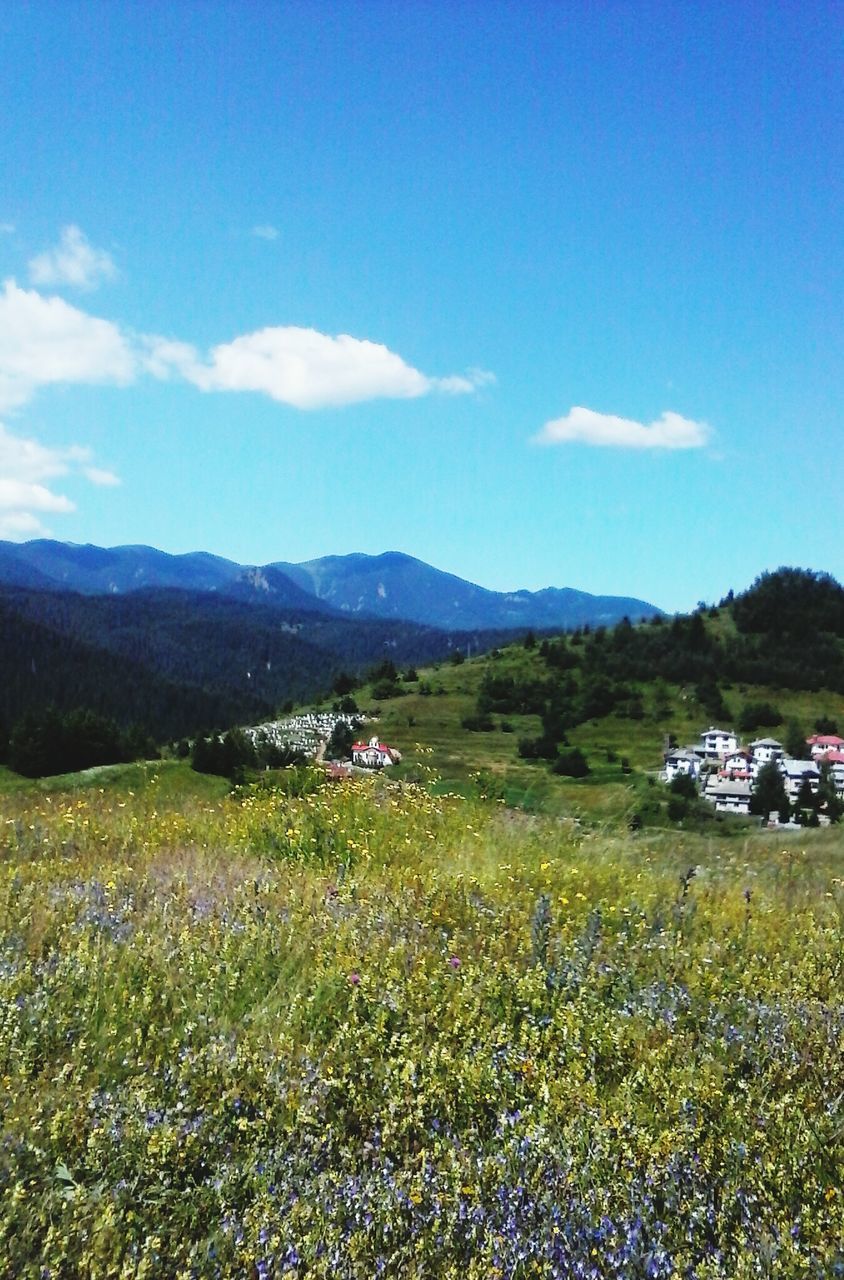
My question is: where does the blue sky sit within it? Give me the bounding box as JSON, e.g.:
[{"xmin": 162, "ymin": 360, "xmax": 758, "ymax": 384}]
[{"xmin": 0, "ymin": 1, "xmax": 841, "ymax": 611}]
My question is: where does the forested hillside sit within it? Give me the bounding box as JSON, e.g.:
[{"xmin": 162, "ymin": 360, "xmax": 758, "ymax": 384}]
[
  {"xmin": 467, "ymin": 569, "xmax": 844, "ymax": 744},
  {"xmin": 0, "ymin": 585, "xmax": 527, "ymax": 741}
]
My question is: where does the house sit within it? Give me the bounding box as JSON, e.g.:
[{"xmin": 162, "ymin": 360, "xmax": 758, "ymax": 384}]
[
  {"xmin": 721, "ymin": 749, "xmax": 752, "ymax": 780},
  {"xmin": 699, "ymin": 726, "xmax": 739, "ymax": 759},
  {"xmin": 815, "ymin": 750, "xmax": 844, "ymax": 797},
  {"xmin": 702, "ymin": 776, "xmax": 752, "ymax": 815},
  {"xmin": 779, "ymin": 759, "xmax": 820, "ymax": 803},
  {"xmin": 806, "ymin": 734, "xmax": 844, "ymax": 760},
  {"xmin": 352, "ymin": 735, "xmax": 402, "ymax": 769},
  {"xmin": 662, "ymin": 747, "xmax": 701, "ymax": 783},
  {"xmin": 750, "ymin": 737, "xmax": 784, "ymax": 770}
]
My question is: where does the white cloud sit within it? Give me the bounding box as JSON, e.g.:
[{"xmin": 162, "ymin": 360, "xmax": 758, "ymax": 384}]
[
  {"xmin": 0, "ymin": 509, "xmax": 45, "ymax": 538},
  {"xmin": 139, "ymin": 335, "xmax": 199, "ymax": 381},
  {"xmin": 534, "ymin": 406, "xmax": 711, "ymax": 450},
  {"xmin": 0, "ymin": 279, "xmax": 135, "ymax": 411},
  {"xmin": 146, "ymin": 324, "xmax": 490, "ymax": 410},
  {"xmin": 0, "ymin": 421, "xmax": 119, "ymax": 538},
  {"xmin": 0, "ymin": 273, "xmax": 488, "ymax": 421},
  {"xmin": 252, "ymin": 224, "xmax": 279, "ymax": 240},
  {"xmin": 84, "ymin": 466, "xmax": 121, "ymax": 487},
  {"xmin": 29, "ymin": 225, "xmax": 117, "ymax": 291},
  {"xmin": 437, "ymin": 367, "xmax": 497, "ymax": 395}
]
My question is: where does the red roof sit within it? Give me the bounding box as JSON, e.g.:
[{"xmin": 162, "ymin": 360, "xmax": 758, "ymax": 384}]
[
  {"xmin": 808, "ymin": 735, "xmax": 844, "ymax": 746},
  {"xmin": 323, "ymin": 762, "xmax": 352, "ymax": 779}
]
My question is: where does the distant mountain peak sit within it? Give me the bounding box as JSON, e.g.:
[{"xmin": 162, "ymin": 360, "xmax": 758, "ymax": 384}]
[{"xmin": 0, "ymin": 538, "xmax": 664, "ymax": 631}]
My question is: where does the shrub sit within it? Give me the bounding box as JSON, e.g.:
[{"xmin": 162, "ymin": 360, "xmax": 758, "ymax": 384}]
[
  {"xmin": 737, "ymin": 701, "xmax": 783, "ymax": 732},
  {"xmin": 8, "ymin": 707, "xmax": 145, "ymax": 778},
  {"xmin": 371, "ymin": 679, "xmax": 404, "ymax": 701},
  {"xmin": 552, "ymin": 747, "xmax": 590, "ymax": 777},
  {"xmin": 461, "ymin": 714, "xmax": 495, "ymax": 732},
  {"xmin": 518, "ymin": 735, "xmax": 558, "ymax": 761},
  {"xmin": 669, "ymin": 773, "xmax": 698, "ymax": 800}
]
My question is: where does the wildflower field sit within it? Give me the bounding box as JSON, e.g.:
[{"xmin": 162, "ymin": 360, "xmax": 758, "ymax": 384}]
[{"xmin": 1, "ymin": 762, "xmax": 842, "ymax": 1279}]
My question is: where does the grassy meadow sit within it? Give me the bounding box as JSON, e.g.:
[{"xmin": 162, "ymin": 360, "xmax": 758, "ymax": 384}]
[{"xmin": 1, "ymin": 758, "xmax": 843, "ymax": 1278}]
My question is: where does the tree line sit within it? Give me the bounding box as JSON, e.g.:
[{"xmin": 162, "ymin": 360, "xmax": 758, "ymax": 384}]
[{"xmin": 3, "ymin": 708, "xmax": 158, "ymax": 778}]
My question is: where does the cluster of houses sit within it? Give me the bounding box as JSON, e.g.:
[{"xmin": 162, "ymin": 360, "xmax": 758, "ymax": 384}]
[
  {"xmin": 245, "ymin": 713, "xmax": 402, "ymax": 774},
  {"xmin": 245, "ymin": 711, "xmax": 361, "ymax": 760},
  {"xmin": 663, "ymin": 726, "xmax": 844, "ymax": 819}
]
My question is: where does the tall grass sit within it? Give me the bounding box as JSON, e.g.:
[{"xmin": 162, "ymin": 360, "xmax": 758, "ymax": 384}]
[{"xmin": 1, "ymin": 766, "xmax": 842, "ymax": 1277}]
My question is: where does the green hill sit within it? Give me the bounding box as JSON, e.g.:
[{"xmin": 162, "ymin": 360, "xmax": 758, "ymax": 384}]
[{"xmin": 341, "ymin": 569, "xmax": 844, "ymax": 826}]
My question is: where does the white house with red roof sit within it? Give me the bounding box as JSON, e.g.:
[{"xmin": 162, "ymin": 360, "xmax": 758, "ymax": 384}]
[
  {"xmin": 352, "ymin": 735, "xmax": 402, "ymax": 769},
  {"xmin": 824, "ymin": 753, "xmax": 844, "ymax": 796},
  {"xmin": 806, "ymin": 734, "xmax": 844, "ymax": 760}
]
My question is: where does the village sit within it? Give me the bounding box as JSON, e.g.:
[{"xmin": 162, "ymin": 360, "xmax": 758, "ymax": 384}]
[
  {"xmin": 243, "ymin": 708, "xmax": 844, "ymax": 825},
  {"xmin": 662, "ymin": 725, "xmax": 844, "ymax": 823},
  {"xmin": 244, "ymin": 710, "xmax": 402, "ymax": 777}
]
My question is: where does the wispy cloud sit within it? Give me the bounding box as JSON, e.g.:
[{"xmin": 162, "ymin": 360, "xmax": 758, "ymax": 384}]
[
  {"xmin": 84, "ymin": 466, "xmax": 121, "ymax": 487},
  {"xmin": 0, "ymin": 223, "xmax": 14, "ymax": 235},
  {"xmin": 146, "ymin": 325, "xmax": 492, "ymax": 410},
  {"xmin": 0, "ymin": 279, "xmax": 135, "ymax": 412},
  {"xmin": 251, "ymin": 224, "xmax": 279, "ymax": 240},
  {"xmin": 534, "ymin": 406, "xmax": 710, "ymax": 450},
  {"xmin": 29, "ymin": 225, "xmax": 117, "ymax": 291},
  {"xmin": 0, "ymin": 421, "xmax": 118, "ymax": 538}
]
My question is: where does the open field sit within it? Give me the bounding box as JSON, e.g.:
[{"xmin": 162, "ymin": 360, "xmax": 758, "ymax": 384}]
[{"xmin": 1, "ymin": 761, "xmax": 843, "ymax": 1278}]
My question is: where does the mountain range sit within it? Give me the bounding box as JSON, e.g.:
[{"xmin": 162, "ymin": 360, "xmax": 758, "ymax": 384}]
[
  {"xmin": 0, "ymin": 540, "xmax": 662, "ymax": 631},
  {"xmin": 0, "ymin": 539, "xmax": 664, "ymax": 739}
]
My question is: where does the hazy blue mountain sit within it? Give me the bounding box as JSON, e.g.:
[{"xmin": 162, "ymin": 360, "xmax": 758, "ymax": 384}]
[
  {"xmin": 220, "ymin": 565, "xmax": 338, "ymax": 613},
  {"xmin": 271, "ymin": 551, "xmax": 662, "ymax": 630},
  {"xmin": 0, "ymin": 540, "xmax": 663, "ymax": 630},
  {"xmin": 0, "ymin": 541, "xmax": 335, "ymax": 614},
  {"xmin": 0, "ymin": 539, "xmax": 243, "ymax": 594},
  {"xmin": 0, "ymin": 545, "xmax": 58, "ymax": 590}
]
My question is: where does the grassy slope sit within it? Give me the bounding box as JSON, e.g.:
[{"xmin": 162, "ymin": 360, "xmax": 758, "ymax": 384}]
[
  {"xmin": 0, "ymin": 759, "xmax": 230, "ymax": 803},
  {"xmin": 345, "ymin": 640, "xmax": 844, "ymax": 825},
  {"xmin": 1, "ymin": 763, "xmax": 842, "ymax": 1276}
]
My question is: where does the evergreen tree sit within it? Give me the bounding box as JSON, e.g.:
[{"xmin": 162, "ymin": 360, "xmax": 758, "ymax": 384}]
[
  {"xmin": 785, "ymin": 721, "xmax": 808, "ymax": 759},
  {"xmin": 793, "ymin": 778, "xmax": 819, "ymax": 824},
  {"xmin": 817, "ymin": 762, "xmax": 844, "ymax": 824},
  {"xmin": 326, "ymin": 721, "xmax": 355, "ymax": 760},
  {"xmin": 750, "ymin": 761, "xmax": 790, "ymax": 822}
]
